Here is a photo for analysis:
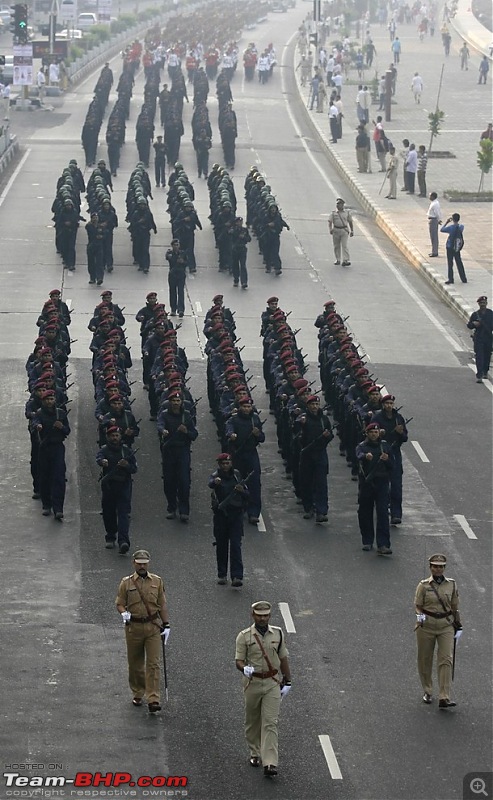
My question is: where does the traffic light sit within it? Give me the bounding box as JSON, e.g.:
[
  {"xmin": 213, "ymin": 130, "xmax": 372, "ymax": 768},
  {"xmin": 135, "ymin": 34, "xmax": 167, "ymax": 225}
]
[{"xmin": 14, "ymin": 3, "xmax": 28, "ymax": 44}]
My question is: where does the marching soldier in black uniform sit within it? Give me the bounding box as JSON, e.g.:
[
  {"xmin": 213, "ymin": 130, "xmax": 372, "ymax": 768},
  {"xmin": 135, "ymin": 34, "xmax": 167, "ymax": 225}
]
[
  {"xmin": 225, "ymin": 398, "xmax": 264, "ymax": 524},
  {"xmin": 373, "ymin": 394, "xmax": 408, "ymax": 524},
  {"xmin": 208, "ymin": 453, "xmax": 249, "ymax": 586},
  {"xmin": 158, "ymin": 393, "xmax": 198, "ymax": 522},
  {"xmin": 295, "ymin": 395, "xmax": 333, "ymax": 523},
  {"xmin": 33, "ymin": 390, "xmax": 71, "ymax": 521},
  {"xmin": 356, "ymin": 422, "xmax": 393, "ymax": 554},
  {"xmin": 96, "ymin": 426, "xmax": 138, "ymax": 553}
]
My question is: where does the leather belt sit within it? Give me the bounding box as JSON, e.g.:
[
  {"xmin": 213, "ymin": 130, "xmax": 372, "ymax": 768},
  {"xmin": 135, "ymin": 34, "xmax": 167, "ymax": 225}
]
[
  {"xmin": 422, "ymin": 610, "xmax": 451, "ymax": 619},
  {"xmin": 251, "ymin": 669, "xmax": 278, "ymax": 679},
  {"xmin": 130, "ymin": 613, "xmax": 159, "ymax": 623}
]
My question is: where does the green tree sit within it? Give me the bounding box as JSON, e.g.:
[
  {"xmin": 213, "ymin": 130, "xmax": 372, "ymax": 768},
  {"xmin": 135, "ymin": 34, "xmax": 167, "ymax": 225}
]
[
  {"xmin": 428, "ymin": 109, "xmax": 444, "ymax": 153},
  {"xmin": 477, "ymin": 138, "xmax": 493, "ymax": 192}
]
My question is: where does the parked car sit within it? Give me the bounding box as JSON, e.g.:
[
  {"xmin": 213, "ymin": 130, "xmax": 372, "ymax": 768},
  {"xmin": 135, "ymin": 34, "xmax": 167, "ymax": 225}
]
[
  {"xmin": 271, "ymin": 0, "xmax": 288, "ymax": 11},
  {"xmin": 77, "ymin": 12, "xmax": 97, "ymax": 28},
  {"xmin": 57, "ymin": 27, "xmax": 83, "ymax": 38},
  {"xmin": 0, "ymin": 54, "xmax": 14, "ymax": 84}
]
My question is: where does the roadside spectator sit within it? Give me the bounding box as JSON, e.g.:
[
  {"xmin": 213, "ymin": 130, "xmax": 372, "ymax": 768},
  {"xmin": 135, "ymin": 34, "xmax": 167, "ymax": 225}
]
[
  {"xmin": 400, "ymin": 138, "xmax": 410, "ymax": 190},
  {"xmin": 355, "ymin": 124, "xmax": 371, "ymax": 173},
  {"xmin": 317, "ymin": 78, "xmax": 327, "ymax": 113},
  {"xmin": 427, "ymin": 192, "xmax": 442, "ymax": 257},
  {"xmin": 309, "ymin": 72, "xmax": 320, "ymax": 110},
  {"xmin": 391, "ymin": 36, "xmax": 401, "ymax": 64},
  {"xmin": 417, "ymin": 145, "xmax": 428, "ymax": 196},
  {"xmin": 356, "ymin": 84, "xmax": 371, "ymax": 124},
  {"xmin": 459, "ymin": 42, "xmax": 470, "ymax": 71},
  {"xmin": 378, "ymin": 74, "xmax": 386, "ymax": 110},
  {"xmin": 405, "ymin": 143, "xmax": 418, "ymax": 194},
  {"xmin": 373, "ymin": 116, "xmax": 387, "ymax": 171},
  {"xmin": 328, "ymin": 99, "xmax": 339, "ymax": 143},
  {"xmin": 37, "ymin": 68, "xmax": 46, "ymax": 103},
  {"xmin": 478, "ymin": 56, "xmax": 489, "ymax": 85},
  {"xmin": 411, "ymin": 71, "xmax": 423, "ymax": 103},
  {"xmin": 49, "ymin": 61, "xmax": 60, "ymax": 88},
  {"xmin": 441, "ymin": 213, "xmax": 467, "ymax": 284}
]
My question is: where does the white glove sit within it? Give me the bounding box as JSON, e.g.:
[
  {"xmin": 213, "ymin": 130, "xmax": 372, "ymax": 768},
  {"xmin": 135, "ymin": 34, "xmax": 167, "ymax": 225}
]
[
  {"xmin": 161, "ymin": 626, "xmax": 170, "ymax": 644},
  {"xmin": 416, "ymin": 613, "xmax": 426, "ymax": 623},
  {"xmin": 243, "ymin": 665, "xmax": 255, "ymax": 678},
  {"xmin": 121, "ymin": 611, "xmax": 131, "ymax": 623},
  {"xmin": 454, "ymin": 629, "xmax": 463, "ymax": 640},
  {"xmin": 280, "ymin": 685, "xmax": 292, "ymax": 698}
]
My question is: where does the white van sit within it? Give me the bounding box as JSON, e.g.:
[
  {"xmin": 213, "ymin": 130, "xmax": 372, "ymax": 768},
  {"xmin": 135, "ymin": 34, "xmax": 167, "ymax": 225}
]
[{"xmin": 77, "ymin": 12, "xmax": 97, "ymax": 28}]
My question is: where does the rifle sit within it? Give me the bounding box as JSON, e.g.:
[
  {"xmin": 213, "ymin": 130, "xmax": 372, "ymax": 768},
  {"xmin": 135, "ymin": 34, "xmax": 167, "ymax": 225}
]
[
  {"xmin": 217, "ymin": 470, "xmax": 254, "ymax": 511},
  {"xmin": 99, "ymin": 447, "xmax": 138, "ymax": 483},
  {"xmin": 300, "ymin": 428, "xmax": 333, "ymax": 456}
]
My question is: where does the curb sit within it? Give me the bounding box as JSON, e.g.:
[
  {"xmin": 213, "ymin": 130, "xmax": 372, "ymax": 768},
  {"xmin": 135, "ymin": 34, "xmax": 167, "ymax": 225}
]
[
  {"xmin": 0, "ymin": 135, "xmax": 19, "ymax": 177},
  {"xmin": 294, "ymin": 51, "xmax": 473, "ymax": 324}
]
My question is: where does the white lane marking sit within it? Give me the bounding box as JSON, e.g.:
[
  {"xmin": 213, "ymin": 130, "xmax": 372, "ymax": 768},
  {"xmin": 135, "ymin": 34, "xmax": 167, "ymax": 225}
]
[
  {"xmin": 257, "ymin": 512, "xmax": 266, "ymax": 532},
  {"xmin": 195, "ymin": 301, "xmax": 202, "ymax": 313},
  {"xmin": 66, "ymin": 298, "xmax": 72, "ymax": 310},
  {"xmin": 411, "ymin": 441, "xmax": 430, "ymax": 463},
  {"xmin": 278, "ymin": 602, "xmax": 296, "ymax": 633},
  {"xmin": 280, "ymin": 60, "xmax": 462, "ymax": 354},
  {"xmin": 468, "ymin": 364, "xmax": 493, "ymax": 393},
  {"xmin": 0, "ymin": 148, "xmax": 31, "ymax": 210},
  {"xmin": 318, "ymin": 734, "xmax": 343, "ymax": 780},
  {"xmin": 295, "ymin": 245, "xmax": 303, "ymax": 255},
  {"xmin": 454, "ymin": 514, "xmax": 478, "ymax": 540}
]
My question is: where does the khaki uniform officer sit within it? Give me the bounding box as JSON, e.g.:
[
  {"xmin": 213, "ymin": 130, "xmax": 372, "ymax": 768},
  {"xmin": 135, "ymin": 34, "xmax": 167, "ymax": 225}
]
[
  {"xmin": 116, "ymin": 549, "xmax": 170, "ymax": 712},
  {"xmin": 235, "ymin": 601, "xmax": 292, "ymax": 778},
  {"xmin": 328, "ymin": 198, "xmax": 354, "ymax": 266},
  {"xmin": 414, "ymin": 553, "xmax": 462, "ymax": 709}
]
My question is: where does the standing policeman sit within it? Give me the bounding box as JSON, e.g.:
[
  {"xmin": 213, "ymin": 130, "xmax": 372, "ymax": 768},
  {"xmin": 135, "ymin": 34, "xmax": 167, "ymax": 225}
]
[
  {"xmin": 116, "ymin": 549, "xmax": 170, "ymax": 712},
  {"xmin": 235, "ymin": 601, "xmax": 292, "ymax": 777},
  {"xmin": 328, "ymin": 198, "xmax": 354, "ymax": 266},
  {"xmin": 414, "ymin": 554, "xmax": 462, "ymax": 708}
]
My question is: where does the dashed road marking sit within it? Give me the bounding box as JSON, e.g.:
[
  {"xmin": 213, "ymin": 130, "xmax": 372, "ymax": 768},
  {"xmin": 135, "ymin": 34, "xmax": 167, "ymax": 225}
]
[
  {"xmin": 454, "ymin": 514, "xmax": 478, "ymax": 540},
  {"xmin": 411, "ymin": 441, "xmax": 430, "ymax": 463},
  {"xmin": 278, "ymin": 602, "xmax": 296, "ymax": 633},
  {"xmin": 195, "ymin": 301, "xmax": 202, "ymax": 313},
  {"xmin": 318, "ymin": 734, "xmax": 343, "ymax": 780},
  {"xmin": 257, "ymin": 512, "xmax": 266, "ymax": 532},
  {"xmin": 468, "ymin": 364, "xmax": 493, "ymax": 393},
  {"xmin": 0, "ymin": 148, "xmax": 31, "ymax": 210}
]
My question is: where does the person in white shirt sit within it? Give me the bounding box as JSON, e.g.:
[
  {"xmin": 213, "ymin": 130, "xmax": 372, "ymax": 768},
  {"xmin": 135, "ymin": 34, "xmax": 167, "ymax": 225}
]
[
  {"xmin": 49, "ymin": 62, "xmax": 59, "ymax": 86},
  {"xmin": 405, "ymin": 143, "xmax": 418, "ymax": 193},
  {"xmin": 37, "ymin": 68, "xmax": 46, "ymax": 103},
  {"xmin": 411, "ymin": 72, "xmax": 423, "ymax": 103},
  {"xmin": 427, "ymin": 192, "xmax": 442, "ymax": 256},
  {"xmin": 328, "ymin": 100, "xmax": 339, "ymax": 142}
]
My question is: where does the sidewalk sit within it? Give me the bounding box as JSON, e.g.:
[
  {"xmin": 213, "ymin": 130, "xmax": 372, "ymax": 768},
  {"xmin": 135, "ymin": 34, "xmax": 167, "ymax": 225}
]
[{"xmin": 297, "ymin": 7, "xmax": 492, "ymax": 322}]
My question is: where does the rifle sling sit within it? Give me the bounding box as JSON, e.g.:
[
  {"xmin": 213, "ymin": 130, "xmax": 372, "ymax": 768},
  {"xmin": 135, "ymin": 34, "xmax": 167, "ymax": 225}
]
[
  {"xmin": 130, "ymin": 576, "xmax": 162, "ymax": 630},
  {"xmin": 253, "ymin": 633, "xmax": 281, "ymax": 684}
]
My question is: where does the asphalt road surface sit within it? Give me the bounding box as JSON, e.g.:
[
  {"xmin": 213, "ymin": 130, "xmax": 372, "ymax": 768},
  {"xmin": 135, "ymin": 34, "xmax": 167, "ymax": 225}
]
[{"xmin": 0, "ymin": 7, "xmax": 492, "ymax": 800}]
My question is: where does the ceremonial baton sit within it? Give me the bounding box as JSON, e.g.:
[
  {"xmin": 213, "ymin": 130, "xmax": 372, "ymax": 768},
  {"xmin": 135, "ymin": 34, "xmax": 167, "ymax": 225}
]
[{"xmin": 161, "ymin": 636, "xmax": 169, "ymax": 701}]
